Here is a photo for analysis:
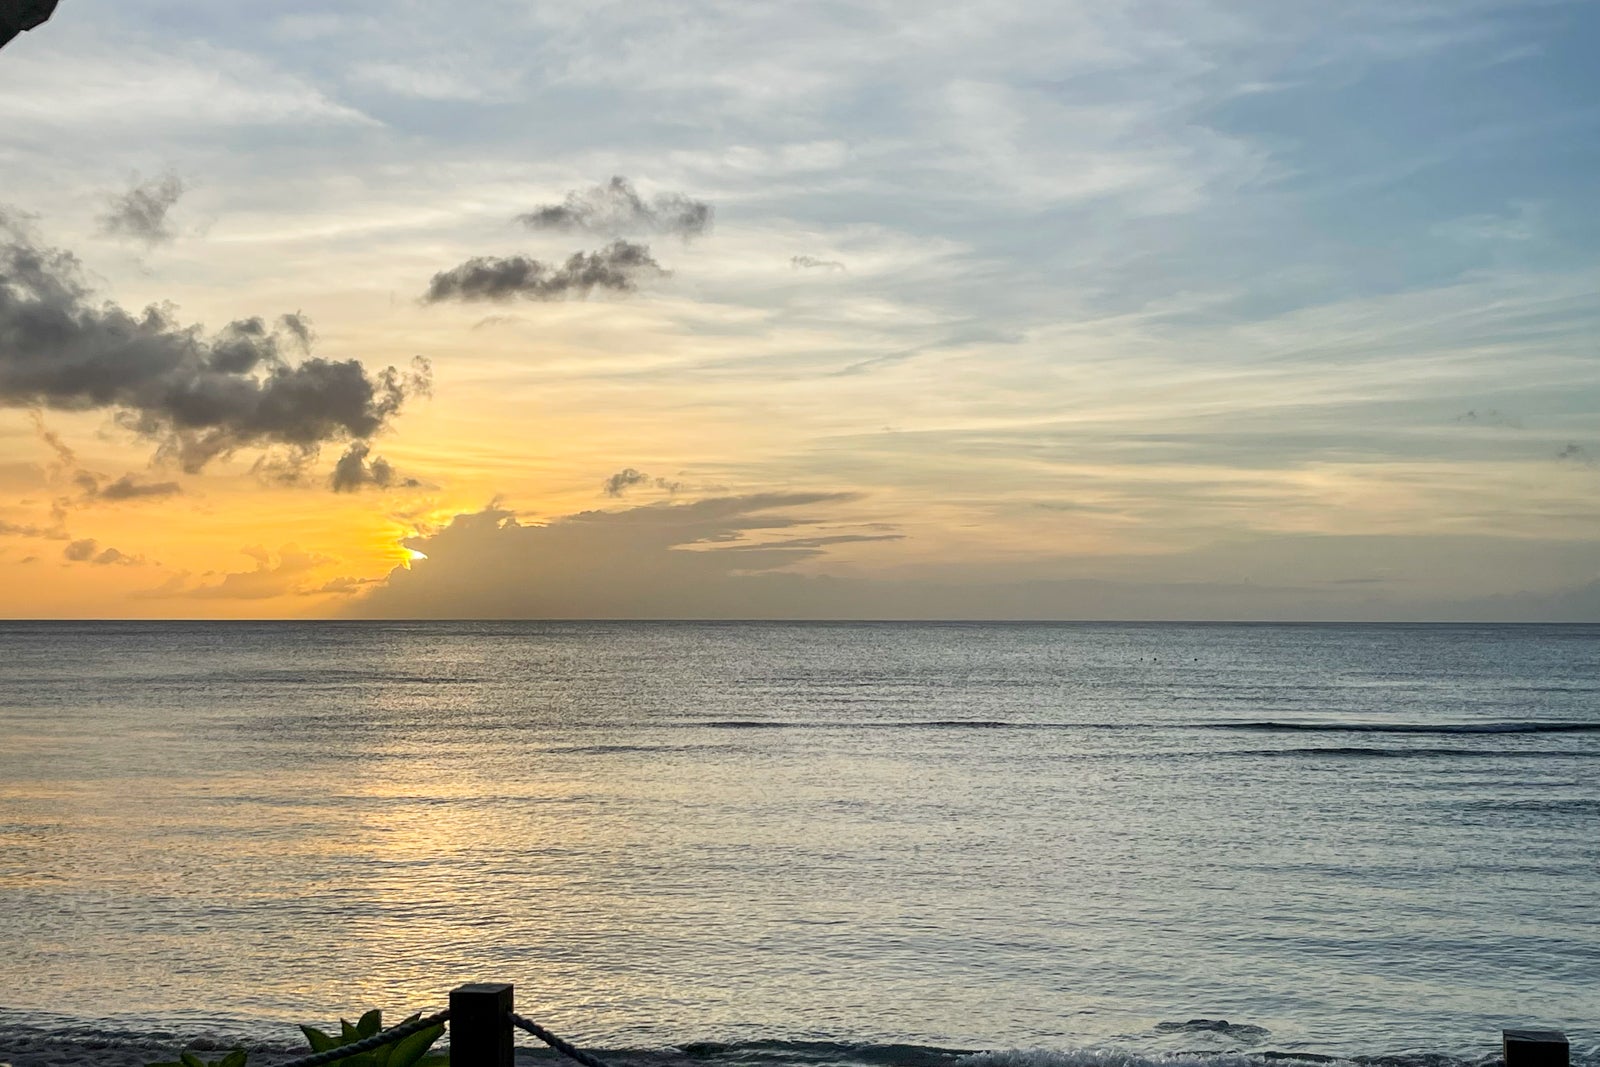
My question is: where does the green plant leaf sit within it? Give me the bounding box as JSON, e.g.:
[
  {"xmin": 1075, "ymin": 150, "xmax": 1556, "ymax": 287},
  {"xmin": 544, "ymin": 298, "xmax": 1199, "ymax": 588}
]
[
  {"xmin": 358, "ymin": 1010, "xmax": 382, "ymax": 1039},
  {"xmin": 342, "ymin": 1019, "xmax": 362, "ymax": 1045},
  {"xmin": 414, "ymin": 1053, "xmax": 448, "ymax": 1067},
  {"xmin": 302, "ymin": 1026, "xmax": 337, "ymax": 1053},
  {"xmin": 181, "ymin": 1052, "xmax": 206, "ymax": 1067},
  {"xmin": 384, "ymin": 1023, "xmax": 445, "ymax": 1067},
  {"xmin": 218, "ymin": 1049, "xmax": 249, "ymax": 1067}
]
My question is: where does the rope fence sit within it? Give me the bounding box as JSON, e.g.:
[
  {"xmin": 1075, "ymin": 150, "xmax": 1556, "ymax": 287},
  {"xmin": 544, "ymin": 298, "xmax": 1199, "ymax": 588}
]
[
  {"xmin": 509, "ymin": 1012, "xmax": 612, "ymax": 1067},
  {"xmin": 165, "ymin": 982, "xmax": 1567, "ymax": 1067},
  {"xmin": 209, "ymin": 985, "xmax": 612, "ymax": 1067}
]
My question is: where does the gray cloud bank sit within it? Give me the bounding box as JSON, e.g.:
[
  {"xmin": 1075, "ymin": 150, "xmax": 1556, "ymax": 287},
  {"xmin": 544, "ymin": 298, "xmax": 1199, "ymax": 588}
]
[
  {"xmin": 1, "ymin": 216, "xmax": 429, "ymax": 473},
  {"xmin": 518, "ymin": 177, "xmax": 711, "ymax": 238},
  {"xmin": 348, "ymin": 494, "xmax": 902, "ymax": 618},
  {"xmin": 99, "ymin": 173, "xmax": 185, "ymax": 247},
  {"xmin": 343, "ymin": 498, "xmax": 1600, "ymax": 622},
  {"xmin": 424, "ymin": 241, "xmax": 661, "ymax": 303}
]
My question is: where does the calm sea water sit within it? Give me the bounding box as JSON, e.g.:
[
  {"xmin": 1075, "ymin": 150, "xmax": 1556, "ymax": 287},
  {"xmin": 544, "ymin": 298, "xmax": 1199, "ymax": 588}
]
[{"xmin": 1, "ymin": 622, "xmax": 1596, "ymax": 1067}]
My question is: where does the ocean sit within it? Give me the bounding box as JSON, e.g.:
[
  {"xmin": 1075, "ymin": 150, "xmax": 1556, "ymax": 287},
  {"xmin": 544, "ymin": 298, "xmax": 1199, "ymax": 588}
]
[{"xmin": 1, "ymin": 622, "xmax": 1596, "ymax": 1067}]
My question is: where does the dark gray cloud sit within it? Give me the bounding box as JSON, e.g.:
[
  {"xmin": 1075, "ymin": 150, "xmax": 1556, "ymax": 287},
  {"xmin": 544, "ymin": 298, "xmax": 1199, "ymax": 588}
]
[
  {"xmin": 330, "ymin": 442, "xmax": 420, "ymax": 492},
  {"xmin": 99, "ymin": 173, "xmax": 185, "ymax": 247},
  {"xmin": 279, "ymin": 311, "xmax": 314, "ymax": 353},
  {"xmin": 1, "ymin": 217, "xmax": 430, "ymax": 474},
  {"xmin": 423, "ymin": 241, "xmax": 662, "ymax": 303},
  {"xmin": 603, "ymin": 467, "xmax": 683, "ymax": 497},
  {"xmin": 63, "ymin": 537, "xmax": 139, "ymax": 565},
  {"xmin": 791, "ymin": 255, "xmax": 845, "ymax": 271},
  {"xmin": 603, "ymin": 467, "xmax": 648, "ymax": 497},
  {"xmin": 1556, "ymin": 443, "xmax": 1596, "ymax": 467},
  {"xmin": 84, "ymin": 472, "xmax": 183, "ymax": 501},
  {"xmin": 518, "ymin": 177, "xmax": 711, "ymax": 238}
]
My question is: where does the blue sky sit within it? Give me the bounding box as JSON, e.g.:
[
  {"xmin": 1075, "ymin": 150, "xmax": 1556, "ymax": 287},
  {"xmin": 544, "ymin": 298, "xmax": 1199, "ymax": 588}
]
[{"xmin": 1, "ymin": 0, "xmax": 1597, "ymax": 618}]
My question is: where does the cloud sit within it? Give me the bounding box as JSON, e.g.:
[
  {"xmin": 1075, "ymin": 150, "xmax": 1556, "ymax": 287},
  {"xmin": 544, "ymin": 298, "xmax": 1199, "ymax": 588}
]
[
  {"xmin": 62, "ymin": 537, "xmax": 141, "ymax": 565},
  {"xmin": 346, "ymin": 508, "xmax": 1600, "ymax": 622},
  {"xmin": 517, "ymin": 177, "xmax": 711, "ymax": 238},
  {"xmin": 98, "ymin": 173, "xmax": 185, "ymax": 247},
  {"xmin": 279, "ymin": 311, "xmax": 314, "ymax": 352},
  {"xmin": 346, "ymin": 493, "xmax": 899, "ymax": 618},
  {"xmin": 31, "ymin": 409, "xmax": 76, "ymax": 466},
  {"xmin": 791, "ymin": 255, "xmax": 845, "ymax": 271},
  {"xmin": 305, "ymin": 574, "xmax": 382, "ymax": 596},
  {"xmin": 1, "ymin": 39, "xmax": 377, "ymax": 131},
  {"xmin": 0, "ymin": 216, "xmax": 430, "ymax": 474},
  {"xmin": 1433, "ymin": 201, "xmax": 1542, "ymax": 244},
  {"xmin": 1453, "ymin": 408, "xmax": 1523, "ymax": 429},
  {"xmin": 137, "ymin": 544, "xmax": 328, "ymax": 599},
  {"xmin": 0, "ymin": 517, "xmax": 64, "ymax": 538},
  {"xmin": 330, "ymin": 441, "xmax": 420, "ymax": 492},
  {"xmin": 88, "ymin": 472, "xmax": 183, "ymax": 501},
  {"xmin": 602, "ymin": 467, "xmax": 648, "ymax": 497},
  {"xmin": 1556, "ymin": 443, "xmax": 1596, "ymax": 467},
  {"xmin": 61, "ymin": 538, "xmax": 95, "ymax": 561},
  {"xmin": 30, "ymin": 412, "xmax": 183, "ymax": 503},
  {"xmin": 603, "ymin": 467, "xmax": 683, "ymax": 497},
  {"xmin": 422, "ymin": 241, "xmax": 662, "ymax": 303}
]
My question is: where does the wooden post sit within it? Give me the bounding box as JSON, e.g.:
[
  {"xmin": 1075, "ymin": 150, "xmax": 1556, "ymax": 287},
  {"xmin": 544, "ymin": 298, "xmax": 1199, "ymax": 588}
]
[
  {"xmin": 450, "ymin": 983, "xmax": 514, "ymax": 1067},
  {"xmin": 1504, "ymin": 1030, "xmax": 1568, "ymax": 1067}
]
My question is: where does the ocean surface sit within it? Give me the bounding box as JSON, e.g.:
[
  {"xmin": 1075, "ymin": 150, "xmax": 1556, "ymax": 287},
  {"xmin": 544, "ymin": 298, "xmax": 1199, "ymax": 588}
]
[{"xmin": 1, "ymin": 622, "xmax": 1596, "ymax": 1067}]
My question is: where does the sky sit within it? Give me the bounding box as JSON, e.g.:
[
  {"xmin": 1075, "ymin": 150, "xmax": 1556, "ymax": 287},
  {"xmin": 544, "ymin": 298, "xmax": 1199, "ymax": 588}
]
[{"xmin": 1, "ymin": 0, "xmax": 1598, "ymax": 620}]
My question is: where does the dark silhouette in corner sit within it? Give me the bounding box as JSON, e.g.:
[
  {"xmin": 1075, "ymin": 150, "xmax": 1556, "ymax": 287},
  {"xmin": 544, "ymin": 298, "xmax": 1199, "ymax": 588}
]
[{"xmin": 0, "ymin": 0, "xmax": 59, "ymax": 51}]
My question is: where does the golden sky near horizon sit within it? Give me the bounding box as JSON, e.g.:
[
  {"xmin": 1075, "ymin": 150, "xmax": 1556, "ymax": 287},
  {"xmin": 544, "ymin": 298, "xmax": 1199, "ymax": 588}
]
[{"xmin": 3, "ymin": 1, "xmax": 1599, "ymax": 620}]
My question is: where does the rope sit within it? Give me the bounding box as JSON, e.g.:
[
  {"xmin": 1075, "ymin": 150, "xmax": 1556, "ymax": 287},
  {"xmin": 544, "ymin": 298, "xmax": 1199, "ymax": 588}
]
[
  {"xmin": 272, "ymin": 1010, "xmax": 451, "ymax": 1067},
  {"xmin": 508, "ymin": 1012, "xmax": 614, "ymax": 1067}
]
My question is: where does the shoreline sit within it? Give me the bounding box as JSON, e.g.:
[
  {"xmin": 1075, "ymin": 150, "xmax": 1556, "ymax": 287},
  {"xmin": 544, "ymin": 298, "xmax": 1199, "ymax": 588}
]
[{"xmin": 5, "ymin": 1022, "xmax": 1590, "ymax": 1067}]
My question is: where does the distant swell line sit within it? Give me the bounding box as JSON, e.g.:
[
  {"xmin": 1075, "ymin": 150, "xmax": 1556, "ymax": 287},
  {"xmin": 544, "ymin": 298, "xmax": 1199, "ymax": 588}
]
[
  {"xmin": 1235, "ymin": 746, "xmax": 1600, "ymax": 759},
  {"xmin": 1209, "ymin": 720, "xmax": 1600, "ymax": 735},
  {"xmin": 693, "ymin": 719, "xmax": 1600, "ymax": 736}
]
